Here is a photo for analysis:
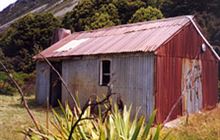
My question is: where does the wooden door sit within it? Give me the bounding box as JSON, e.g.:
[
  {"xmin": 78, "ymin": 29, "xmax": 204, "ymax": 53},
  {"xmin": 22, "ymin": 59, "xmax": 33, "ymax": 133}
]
[
  {"xmin": 49, "ymin": 62, "xmax": 62, "ymax": 107},
  {"xmin": 182, "ymin": 59, "xmax": 203, "ymax": 114}
]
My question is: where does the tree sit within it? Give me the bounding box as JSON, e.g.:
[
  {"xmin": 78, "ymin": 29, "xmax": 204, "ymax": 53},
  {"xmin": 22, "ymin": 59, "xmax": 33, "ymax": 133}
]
[
  {"xmin": 98, "ymin": 3, "xmax": 121, "ymax": 25},
  {"xmin": 129, "ymin": 6, "xmax": 163, "ymax": 23},
  {"xmin": 85, "ymin": 12, "xmax": 115, "ymax": 30},
  {"xmin": 158, "ymin": 0, "xmax": 220, "ymax": 48},
  {"xmin": 113, "ymin": 0, "xmax": 146, "ymax": 24},
  {"xmin": 160, "ymin": 0, "xmax": 213, "ymax": 17},
  {"xmin": 0, "ymin": 13, "xmax": 61, "ymax": 72},
  {"xmin": 85, "ymin": 3, "xmax": 120, "ymax": 30},
  {"xmin": 62, "ymin": 0, "xmax": 97, "ymax": 31},
  {"xmin": 62, "ymin": 0, "xmax": 150, "ymax": 31},
  {"xmin": 142, "ymin": 0, "xmax": 166, "ymax": 9}
]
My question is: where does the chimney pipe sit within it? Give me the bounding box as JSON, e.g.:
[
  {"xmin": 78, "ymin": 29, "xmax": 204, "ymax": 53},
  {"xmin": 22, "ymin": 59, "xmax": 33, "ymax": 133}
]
[{"xmin": 51, "ymin": 28, "xmax": 71, "ymax": 45}]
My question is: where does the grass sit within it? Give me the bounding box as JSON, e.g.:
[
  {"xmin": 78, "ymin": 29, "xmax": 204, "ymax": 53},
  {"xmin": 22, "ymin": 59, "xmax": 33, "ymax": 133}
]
[
  {"xmin": 0, "ymin": 94, "xmax": 52, "ymax": 140},
  {"xmin": 163, "ymin": 104, "xmax": 220, "ymax": 140},
  {"xmin": 0, "ymin": 93, "xmax": 219, "ymax": 140}
]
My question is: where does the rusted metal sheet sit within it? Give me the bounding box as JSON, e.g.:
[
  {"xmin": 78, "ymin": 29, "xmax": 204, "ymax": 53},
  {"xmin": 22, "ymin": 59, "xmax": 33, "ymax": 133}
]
[
  {"xmin": 155, "ymin": 22, "xmax": 219, "ymax": 123},
  {"xmin": 155, "ymin": 56, "xmax": 182, "ymax": 123},
  {"xmin": 181, "ymin": 59, "xmax": 203, "ymax": 114},
  {"xmin": 61, "ymin": 53, "xmax": 155, "ymax": 119},
  {"xmin": 34, "ymin": 16, "xmax": 191, "ymax": 59},
  {"xmin": 156, "ymin": 23, "xmax": 217, "ymax": 61},
  {"xmin": 36, "ymin": 62, "xmax": 50, "ymax": 105},
  {"xmin": 202, "ymin": 60, "xmax": 218, "ymax": 109}
]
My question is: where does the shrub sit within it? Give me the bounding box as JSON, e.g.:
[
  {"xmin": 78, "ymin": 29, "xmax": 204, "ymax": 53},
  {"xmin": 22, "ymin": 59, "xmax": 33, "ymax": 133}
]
[
  {"xmin": 24, "ymin": 102, "xmax": 167, "ymax": 140},
  {"xmin": 0, "ymin": 72, "xmax": 16, "ymax": 96},
  {"xmin": 0, "ymin": 71, "xmax": 35, "ymax": 96}
]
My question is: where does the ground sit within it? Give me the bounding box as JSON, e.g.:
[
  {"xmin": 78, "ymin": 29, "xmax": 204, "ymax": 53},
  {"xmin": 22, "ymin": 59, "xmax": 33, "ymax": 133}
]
[
  {"xmin": 0, "ymin": 94, "xmax": 52, "ymax": 140},
  {"xmin": 164, "ymin": 104, "xmax": 220, "ymax": 140},
  {"xmin": 0, "ymin": 93, "xmax": 219, "ymax": 140}
]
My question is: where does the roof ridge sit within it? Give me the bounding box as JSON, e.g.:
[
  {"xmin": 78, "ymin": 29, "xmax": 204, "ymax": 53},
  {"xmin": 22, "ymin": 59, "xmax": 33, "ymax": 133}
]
[
  {"xmin": 71, "ymin": 15, "xmax": 193, "ymax": 35},
  {"xmin": 81, "ymin": 23, "xmax": 185, "ymax": 39}
]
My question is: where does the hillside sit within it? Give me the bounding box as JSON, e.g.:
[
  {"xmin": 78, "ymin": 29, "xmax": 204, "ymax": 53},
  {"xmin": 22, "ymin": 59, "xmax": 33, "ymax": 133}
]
[{"xmin": 0, "ymin": 0, "xmax": 79, "ymax": 32}]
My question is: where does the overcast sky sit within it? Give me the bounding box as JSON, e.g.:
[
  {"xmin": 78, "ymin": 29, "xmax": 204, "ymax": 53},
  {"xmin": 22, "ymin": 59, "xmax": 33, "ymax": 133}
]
[{"xmin": 0, "ymin": 0, "xmax": 17, "ymax": 11}]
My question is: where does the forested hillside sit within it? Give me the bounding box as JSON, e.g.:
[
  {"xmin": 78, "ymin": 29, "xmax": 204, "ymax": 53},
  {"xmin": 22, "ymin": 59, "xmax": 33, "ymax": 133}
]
[
  {"xmin": 0, "ymin": 0, "xmax": 79, "ymax": 32},
  {"xmin": 0, "ymin": 0, "xmax": 220, "ymax": 73},
  {"xmin": 0, "ymin": 0, "xmax": 58, "ymax": 26}
]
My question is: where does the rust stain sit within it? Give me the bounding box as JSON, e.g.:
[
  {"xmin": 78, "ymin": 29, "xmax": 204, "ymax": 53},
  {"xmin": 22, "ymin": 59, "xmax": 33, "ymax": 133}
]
[
  {"xmin": 155, "ymin": 22, "xmax": 218, "ymax": 123},
  {"xmin": 155, "ymin": 56, "xmax": 182, "ymax": 123},
  {"xmin": 202, "ymin": 60, "xmax": 218, "ymax": 109},
  {"xmin": 34, "ymin": 16, "xmax": 191, "ymax": 59}
]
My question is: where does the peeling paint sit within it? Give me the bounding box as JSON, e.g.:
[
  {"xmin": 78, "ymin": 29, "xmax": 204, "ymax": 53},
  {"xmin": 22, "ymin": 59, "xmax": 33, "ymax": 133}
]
[{"xmin": 182, "ymin": 59, "xmax": 202, "ymax": 114}]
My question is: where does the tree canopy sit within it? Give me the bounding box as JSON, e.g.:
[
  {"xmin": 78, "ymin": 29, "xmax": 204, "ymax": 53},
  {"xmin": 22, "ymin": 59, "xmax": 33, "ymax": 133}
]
[
  {"xmin": 0, "ymin": 13, "xmax": 61, "ymax": 72},
  {"xmin": 62, "ymin": 0, "xmax": 163, "ymax": 31},
  {"xmin": 129, "ymin": 6, "xmax": 163, "ymax": 23}
]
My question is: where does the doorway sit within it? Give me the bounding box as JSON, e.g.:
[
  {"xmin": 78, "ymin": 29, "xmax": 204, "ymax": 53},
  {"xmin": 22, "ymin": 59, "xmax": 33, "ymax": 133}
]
[
  {"xmin": 181, "ymin": 59, "xmax": 203, "ymax": 114},
  {"xmin": 49, "ymin": 62, "xmax": 62, "ymax": 107}
]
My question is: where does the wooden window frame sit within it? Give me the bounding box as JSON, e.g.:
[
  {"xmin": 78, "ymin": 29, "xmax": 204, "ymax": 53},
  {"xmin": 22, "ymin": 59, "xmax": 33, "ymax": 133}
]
[{"xmin": 99, "ymin": 59, "xmax": 111, "ymax": 86}]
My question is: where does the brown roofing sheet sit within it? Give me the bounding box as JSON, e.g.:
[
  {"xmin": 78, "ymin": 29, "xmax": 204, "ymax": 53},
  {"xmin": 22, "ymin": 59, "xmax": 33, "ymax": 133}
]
[{"xmin": 35, "ymin": 16, "xmax": 192, "ymax": 59}]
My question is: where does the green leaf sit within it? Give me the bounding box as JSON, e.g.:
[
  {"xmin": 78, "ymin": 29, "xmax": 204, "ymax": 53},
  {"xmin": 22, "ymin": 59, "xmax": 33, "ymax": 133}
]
[
  {"xmin": 153, "ymin": 125, "xmax": 161, "ymax": 140},
  {"xmin": 142, "ymin": 110, "xmax": 156, "ymax": 139},
  {"xmin": 131, "ymin": 116, "xmax": 144, "ymax": 140}
]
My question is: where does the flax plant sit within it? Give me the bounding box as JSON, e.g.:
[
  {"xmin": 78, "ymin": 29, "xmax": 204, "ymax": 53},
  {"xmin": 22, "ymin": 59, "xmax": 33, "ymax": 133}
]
[{"xmin": 24, "ymin": 101, "xmax": 168, "ymax": 140}]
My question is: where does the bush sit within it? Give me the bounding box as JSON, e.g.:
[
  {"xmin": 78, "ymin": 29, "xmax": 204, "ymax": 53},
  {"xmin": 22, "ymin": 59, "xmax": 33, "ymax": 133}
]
[
  {"xmin": 0, "ymin": 71, "xmax": 35, "ymax": 96},
  {"xmin": 0, "ymin": 72, "xmax": 16, "ymax": 96},
  {"xmin": 24, "ymin": 101, "xmax": 168, "ymax": 140}
]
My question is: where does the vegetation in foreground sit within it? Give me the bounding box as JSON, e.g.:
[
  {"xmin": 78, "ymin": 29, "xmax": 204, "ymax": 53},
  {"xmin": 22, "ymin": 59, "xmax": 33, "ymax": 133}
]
[
  {"xmin": 0, "ymin": 93, "xmax": 220, "ymax": 140},
  {"xmin": 25, "ymin": 102, "xmax": 164, "ymax": 140}
]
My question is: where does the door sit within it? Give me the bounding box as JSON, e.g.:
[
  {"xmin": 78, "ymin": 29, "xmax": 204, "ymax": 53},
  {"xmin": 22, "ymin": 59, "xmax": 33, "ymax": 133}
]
[
  {"xmin": 49, "ymin": 62, "xmax": 62, "ymax": 107},
  {"xmin": 182, "ymin": 59, "xmax": 202, "ymax": 114}
]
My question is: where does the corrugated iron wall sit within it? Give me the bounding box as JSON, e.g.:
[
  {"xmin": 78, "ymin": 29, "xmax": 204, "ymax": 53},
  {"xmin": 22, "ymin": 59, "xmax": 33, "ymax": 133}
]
[
  {"xmin": 112, "ymin": 54, "xmax": 155, "ymax": 118},
  {"xmin": 155, "ymin": 56, "xmax": 182, "ymax": 122},
  {"xmin": 155, "ymin": 23, "xmax": 218, "ymax": 123},
  {"xmin": 62, "ymin": 53, "xmax": 155, "ymax": 118},
  {"xmin": 36, "ymin": 62, "xmax": 50, "ymax": 105},
  {"xmin": 202, "ymin": 60, "xmax": 218, "ymax": 109}
]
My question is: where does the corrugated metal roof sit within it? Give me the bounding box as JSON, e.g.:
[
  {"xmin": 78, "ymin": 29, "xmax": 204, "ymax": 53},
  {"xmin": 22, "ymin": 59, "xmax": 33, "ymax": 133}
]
[{"xmin": 35, "ymin": 15, "xmax": 217, "ymax": 59}]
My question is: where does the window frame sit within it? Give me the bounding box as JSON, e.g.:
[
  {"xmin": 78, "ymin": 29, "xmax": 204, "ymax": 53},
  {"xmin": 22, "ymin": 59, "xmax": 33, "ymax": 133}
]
[{"xmin": 99, "ymin": 59, "xmax": 112, "ymax": 86}]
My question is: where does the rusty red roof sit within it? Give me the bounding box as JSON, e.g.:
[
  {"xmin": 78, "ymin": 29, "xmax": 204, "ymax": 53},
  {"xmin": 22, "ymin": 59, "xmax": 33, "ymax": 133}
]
[{"xmin": 34, "ymin": 15, "xmax": 219, "ymax": 60}]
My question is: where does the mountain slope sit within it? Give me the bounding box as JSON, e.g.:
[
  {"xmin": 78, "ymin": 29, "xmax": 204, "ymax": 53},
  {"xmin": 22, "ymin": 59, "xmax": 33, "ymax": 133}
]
[{"xmin": 0, "ymin": 0, "xmax": 78, "ymax": 32}]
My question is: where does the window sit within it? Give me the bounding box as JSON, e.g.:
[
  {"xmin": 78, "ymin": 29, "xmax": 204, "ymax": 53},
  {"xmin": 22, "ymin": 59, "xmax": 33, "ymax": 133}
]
[{"xmin": 100, "ymin": 60, "xmax": 111, "ymax": 86}]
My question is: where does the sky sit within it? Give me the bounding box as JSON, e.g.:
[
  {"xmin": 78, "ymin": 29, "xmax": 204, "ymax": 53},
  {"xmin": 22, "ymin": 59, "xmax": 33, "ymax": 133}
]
[{"xmin": 0, "ymin": 0, "xmax": 17, "ymax": 11}]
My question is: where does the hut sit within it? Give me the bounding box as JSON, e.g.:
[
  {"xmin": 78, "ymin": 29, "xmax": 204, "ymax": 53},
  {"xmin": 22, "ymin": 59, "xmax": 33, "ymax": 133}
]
[{"xmin": 34, "ymin": 15, "xmax": 219, "ymax": 123}]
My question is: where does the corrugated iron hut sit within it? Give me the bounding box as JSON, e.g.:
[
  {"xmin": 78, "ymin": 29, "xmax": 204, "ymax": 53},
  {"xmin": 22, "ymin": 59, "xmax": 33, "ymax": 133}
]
[{"xmin": 34, "ymin": 15, "xmax": 219, "ymax": 123}]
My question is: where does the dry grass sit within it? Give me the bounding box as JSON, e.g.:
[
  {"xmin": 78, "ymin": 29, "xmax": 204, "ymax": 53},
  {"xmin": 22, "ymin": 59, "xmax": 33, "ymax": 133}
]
[
  {"xmin": 0, "ymin": 94, "xmax": 52, "ymax": 140},
  {"xmin": 0, "ymin": 93, "xmax": 220, "ymax": 140},
  {"xmin": 164, "ymin": 104, "xmax": 220, "ymax": 140}
]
